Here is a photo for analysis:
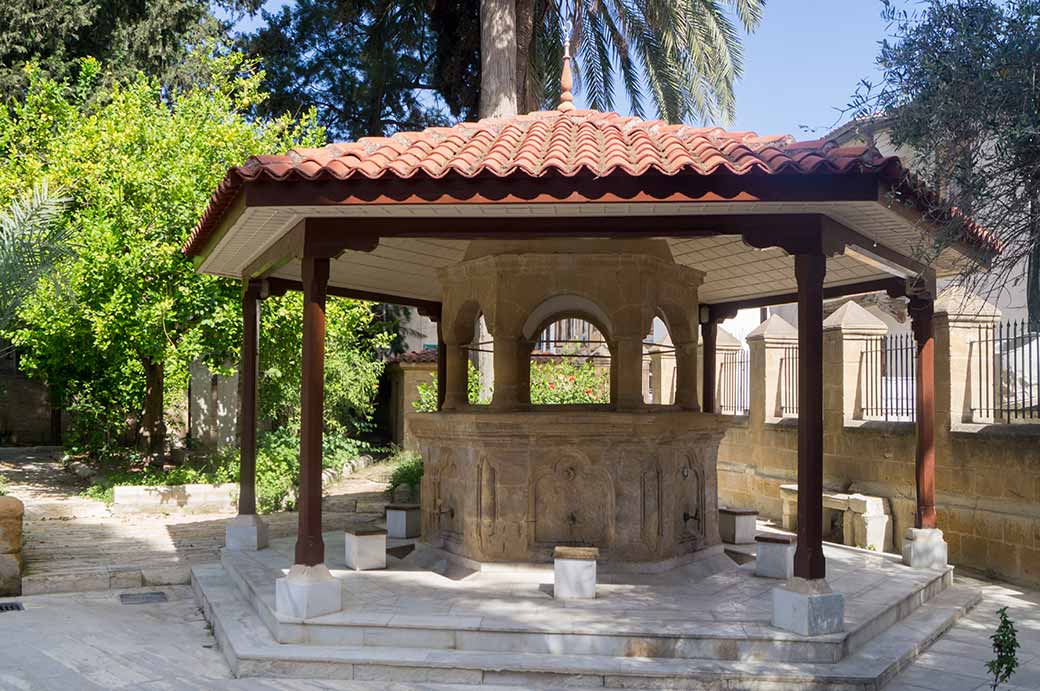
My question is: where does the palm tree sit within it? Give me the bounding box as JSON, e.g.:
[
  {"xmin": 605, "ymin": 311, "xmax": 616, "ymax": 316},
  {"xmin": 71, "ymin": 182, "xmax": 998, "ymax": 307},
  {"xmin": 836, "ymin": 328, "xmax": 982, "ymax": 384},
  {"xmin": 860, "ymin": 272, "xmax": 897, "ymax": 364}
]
[
  {"xmin": 0, "ymin": 181, "xmax": 71, "ymax": 334},
  {"xmin": 480, "ymin": 0, "xmax": 765, "ymax": 122}
]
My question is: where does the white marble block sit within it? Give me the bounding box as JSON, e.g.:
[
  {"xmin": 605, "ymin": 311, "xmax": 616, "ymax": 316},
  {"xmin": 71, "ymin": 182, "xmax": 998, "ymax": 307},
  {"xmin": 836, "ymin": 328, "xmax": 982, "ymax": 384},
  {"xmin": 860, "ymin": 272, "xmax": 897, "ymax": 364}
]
[
  {"xmin": 772, "ymin": 577, "xmax": 845, "ymax": 636},
  {"xmin": 755, "ymin": 534, "xmax": 795, "ymax": 579},
  {"xmin": 275, "ymin": 564, "xmax": 342, "ymax": 619},
  {"xmin": 224, "ymin": 513, "xmax": 269, "ymax": 551},
  {"xmin": 345, "ymin": 529, "xmax": 387, "ymax": 571},
  {"xmin": 386, "ymin": 503, "xmax": 421, "ymax": 539},
  {"xmin": 719, "ymin": 507, "xmax": 758, "ymax": 544},
  {"xmin": 902, "ymin": 528, "xmax": 948, "ymax": 569},
  {"xmin": 554, "ymin": 546, "xmax": 598, "ymax": 599}
]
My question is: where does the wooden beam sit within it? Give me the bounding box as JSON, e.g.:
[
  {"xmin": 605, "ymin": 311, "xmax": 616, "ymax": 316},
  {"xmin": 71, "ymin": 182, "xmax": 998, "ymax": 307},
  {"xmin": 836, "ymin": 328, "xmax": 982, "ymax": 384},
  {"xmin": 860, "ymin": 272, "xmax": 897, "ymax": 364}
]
[
  {"xmin": 238, "ymin": 280, "xmax": 260, "ymax": 517},
  {"xmin": 910, "ymin": 296, "xmax": 937, "ymax": 529},
  {"xmin": 701, "ymin": 322, "xmax": 717, "ymax": 413},
  {"xmin": 794, "ymin": 252, "xmax": 827, "ymax": 581},
  {"xmin": 706, "ymin": 277, "xmax": 908, "ymax": 322},
  {"xmin": 265, "ymin": 277, "xmax": 441, "ymax": 315}
]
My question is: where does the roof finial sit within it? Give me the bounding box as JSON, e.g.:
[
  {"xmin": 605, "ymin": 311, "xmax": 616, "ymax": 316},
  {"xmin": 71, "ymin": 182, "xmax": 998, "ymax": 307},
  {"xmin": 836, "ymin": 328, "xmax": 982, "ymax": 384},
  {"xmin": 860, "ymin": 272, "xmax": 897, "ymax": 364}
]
[{"xmin": 558, "ymin": 19, "xmax": 575, "ymax": 112}]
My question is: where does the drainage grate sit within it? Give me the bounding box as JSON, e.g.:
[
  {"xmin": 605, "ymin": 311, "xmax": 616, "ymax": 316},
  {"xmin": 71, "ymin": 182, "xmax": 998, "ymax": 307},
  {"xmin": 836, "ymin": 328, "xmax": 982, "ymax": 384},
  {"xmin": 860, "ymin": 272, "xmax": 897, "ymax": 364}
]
[
  {"xmin": 0, "ymin": 602, "xmax": 24, "ymax": 613},
  {"xmin": 119, "ymin": 591, "xmax": 168, "ymax": 605}
]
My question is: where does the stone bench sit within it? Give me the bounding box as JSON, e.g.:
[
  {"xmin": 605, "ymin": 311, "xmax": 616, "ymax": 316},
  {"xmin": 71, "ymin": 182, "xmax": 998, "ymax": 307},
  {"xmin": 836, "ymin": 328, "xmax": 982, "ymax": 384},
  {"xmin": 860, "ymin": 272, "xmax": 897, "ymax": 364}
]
[
  {"xmin": 553, "ymin": 546, "xmax": 598, "ymax": 600},
  {"xmin": 755, "ymin": 533, "xmax": 795, "ymax": 579},
  {"xmin": 780, "ymin": 484, "xmax": 892, "ymax": 552},
  {"xmin": 345, "ymin": 529, "xmax": 387, "ymax": 571},
  {"xmin": 385, "ymin": 503, "xmax": 421, "ymax": 539},
  {"xmin": 718, "ymin": 507, "xmax": 758, "ymax": 544}
]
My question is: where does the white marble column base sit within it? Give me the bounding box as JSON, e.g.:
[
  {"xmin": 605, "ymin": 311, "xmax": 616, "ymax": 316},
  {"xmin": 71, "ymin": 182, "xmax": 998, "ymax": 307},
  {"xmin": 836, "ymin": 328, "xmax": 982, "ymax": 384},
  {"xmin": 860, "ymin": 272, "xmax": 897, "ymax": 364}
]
[
  {"xmin": 224, "ymin": 513, "xmax": 269, "ymax": 551},
  {"xmin": 772, "ymin": 577, "xmax": 845, "ymax": 636},
  {"xmin": 755, "ymin": 540, "xmax": 795, "ymax": 579},
  {"xmin": 275, "ymin": 564, "xmax": 342, "ymax": 619},
  {"xmin": 902, "ymin": 528, "xmax": 948, "ymax": 569}
]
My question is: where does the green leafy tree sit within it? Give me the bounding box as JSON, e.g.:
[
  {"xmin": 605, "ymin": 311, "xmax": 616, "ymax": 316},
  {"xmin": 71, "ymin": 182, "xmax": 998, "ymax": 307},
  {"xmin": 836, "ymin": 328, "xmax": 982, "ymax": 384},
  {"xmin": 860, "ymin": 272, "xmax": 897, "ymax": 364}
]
[
  {"xmin": 987, "ymin": 606, "xmax": 1020, "ymax": 690},
  {"xmin": 3, "ymin": 53, "xmax": 324, "ymax": 454},
  {"xmin": 0, "ymin": 1, "xmax": 264, "ymax": 96},
  {"xmin": 852, "ymin": 0, "xmax": 1040, "ymax": 322}
]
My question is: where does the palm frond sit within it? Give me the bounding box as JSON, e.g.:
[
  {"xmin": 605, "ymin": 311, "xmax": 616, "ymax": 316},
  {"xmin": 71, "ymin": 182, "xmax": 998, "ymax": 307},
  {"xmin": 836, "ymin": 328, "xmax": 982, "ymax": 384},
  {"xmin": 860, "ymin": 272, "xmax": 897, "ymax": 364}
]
[{"xmin": 0, "ymin": 181, "xmax": 72, "ymax": 330}]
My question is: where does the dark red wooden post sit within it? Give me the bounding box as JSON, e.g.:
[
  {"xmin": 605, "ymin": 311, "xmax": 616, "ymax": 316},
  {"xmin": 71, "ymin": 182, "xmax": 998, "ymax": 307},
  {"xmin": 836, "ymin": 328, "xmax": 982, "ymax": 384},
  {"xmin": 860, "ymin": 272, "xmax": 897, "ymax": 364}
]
[
  {"xmin": 701, "ymin": 321, "xmax": 717, "ymax": 413},
  {"xmin": 238, "ymin": 280, "xmax": 261, "ymax": 517},
  {"xmin": 910, "ymin": 296, "xmax": 936, "ymax": 529},
  {"xmin": 794, "ymin": 253, "xmax": 827, "ymax": 580},
  {"xmin": 436, "ymin": 321, "xmax": 447, "ymax": 411},
  {"xmin": 296, "ymin": 256, "xmax": 329, "ymax": 566}
]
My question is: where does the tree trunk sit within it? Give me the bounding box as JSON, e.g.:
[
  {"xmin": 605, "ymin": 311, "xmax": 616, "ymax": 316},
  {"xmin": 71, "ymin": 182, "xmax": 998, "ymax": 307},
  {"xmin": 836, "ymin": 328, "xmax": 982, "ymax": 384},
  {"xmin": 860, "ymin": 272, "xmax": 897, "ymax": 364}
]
[
  {"xmin": 480, "ymin": 0, "xmax": 518, "ymax": 118},
  {"xmin": 139, "ymin": 357, "xmax": 166, "ymax": 464},
  {"xmin": 514, "ymin": 0, "xmax": 537, "ymax": 112}
]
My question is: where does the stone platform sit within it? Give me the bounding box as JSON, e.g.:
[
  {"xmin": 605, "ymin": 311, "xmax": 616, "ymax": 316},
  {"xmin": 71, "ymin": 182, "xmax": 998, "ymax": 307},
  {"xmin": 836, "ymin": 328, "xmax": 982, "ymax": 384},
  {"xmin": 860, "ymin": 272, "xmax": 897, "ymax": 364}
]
[{"xmin": 192, "ymin": 532, "xmax": 980, "ymax": 688}]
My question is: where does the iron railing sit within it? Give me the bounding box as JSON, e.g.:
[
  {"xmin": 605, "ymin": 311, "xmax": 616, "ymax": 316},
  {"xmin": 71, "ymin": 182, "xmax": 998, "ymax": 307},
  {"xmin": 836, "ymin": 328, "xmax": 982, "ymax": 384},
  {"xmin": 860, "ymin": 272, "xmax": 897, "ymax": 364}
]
[
  {"xmin": 972, "ymin": 320, "xmax": 1040, "ymax": 423},
  {"xmin": 862, "ymin": 334, "xmax": 917, "ymax": 421},
  {"xmin": 780, "ymin": 345, "xmax": 798, "ymax": 417},
  {"xmin": 718, "ymin": 349, "xmax": 750, "ymax": 415}
]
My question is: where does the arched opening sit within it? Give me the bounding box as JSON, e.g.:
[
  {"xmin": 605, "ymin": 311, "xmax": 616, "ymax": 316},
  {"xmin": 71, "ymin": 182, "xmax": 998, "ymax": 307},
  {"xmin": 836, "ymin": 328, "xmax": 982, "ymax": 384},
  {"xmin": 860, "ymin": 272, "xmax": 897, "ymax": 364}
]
[
  {"xmin": 529, "ymin": 315, "xmax": 612, "ymax": 406},
  {"xmin": 645, "ymin": 315, "xmax": 677, "ymax": 405},
  {"xmin": 466, "ymin": 313, "xmax": 492, "ymax": 406}
]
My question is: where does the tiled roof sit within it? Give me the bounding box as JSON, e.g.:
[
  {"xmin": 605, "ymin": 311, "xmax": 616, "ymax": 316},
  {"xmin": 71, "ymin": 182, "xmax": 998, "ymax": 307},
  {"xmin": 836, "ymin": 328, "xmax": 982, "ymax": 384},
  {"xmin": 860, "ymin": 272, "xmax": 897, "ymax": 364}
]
[
  {"xmin": 184, "ymin": 108, "xmax": 993, "ymax": 257},
  {"xmin": 389, "ymin": 350, "xmax": 438, "ymax": 364}
]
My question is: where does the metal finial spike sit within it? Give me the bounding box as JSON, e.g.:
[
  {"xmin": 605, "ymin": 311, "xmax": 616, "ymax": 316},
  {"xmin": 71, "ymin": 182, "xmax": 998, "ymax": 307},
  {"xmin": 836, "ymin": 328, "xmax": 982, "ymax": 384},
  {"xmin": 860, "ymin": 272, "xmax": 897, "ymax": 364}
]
[{"xmin": 558, "ymin": 19, "xmax": 575, "ymax": 112}]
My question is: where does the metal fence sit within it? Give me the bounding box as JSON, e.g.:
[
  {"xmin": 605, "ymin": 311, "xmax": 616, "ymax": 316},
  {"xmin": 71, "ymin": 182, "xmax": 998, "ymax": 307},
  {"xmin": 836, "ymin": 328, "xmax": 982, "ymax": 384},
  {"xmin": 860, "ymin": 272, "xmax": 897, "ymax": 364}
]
[
  {"xmin": 780, "ymin": 346, "xmax": 798, "ymax": 417},
  {"xmin": 971, "ymin": 320, "xmax": 1040, "ymax": 423},
  {"xmin": 718, "ymin": 349, "xmax": 750, "ymax": 415},
  {"xmin": 862, "ymin": 334, "xmax": 917, "ymax": 422}
]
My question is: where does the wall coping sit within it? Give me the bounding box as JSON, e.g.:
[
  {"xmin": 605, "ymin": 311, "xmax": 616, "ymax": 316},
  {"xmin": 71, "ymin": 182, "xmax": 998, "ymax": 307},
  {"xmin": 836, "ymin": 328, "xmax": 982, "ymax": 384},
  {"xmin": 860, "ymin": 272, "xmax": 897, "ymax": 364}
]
[
  {"xmin": 843, "ymin": 420, "xmax": 915, "ymax": 435},
  {"xmin": 950, "ymin": 422, "xmax": 1040, "ymax": 438}
]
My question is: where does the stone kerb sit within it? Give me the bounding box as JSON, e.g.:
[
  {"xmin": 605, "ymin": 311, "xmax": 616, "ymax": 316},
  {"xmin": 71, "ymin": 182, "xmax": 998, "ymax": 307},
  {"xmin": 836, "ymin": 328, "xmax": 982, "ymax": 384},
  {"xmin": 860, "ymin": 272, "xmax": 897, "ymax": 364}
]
[
  {"xmin": 934, "ymin": 286, "xmax": 1001, "ymax": 426},
  {"xmin": 0, "ymin": 495, "xmax": 24, "ymax": 595},
  {"xmin": 746, "ymin": 315, "xmax": 798, "ymax": 424},
  {"xmin": 822, "ymin": 302, "xmax": 888, "ymax": 423}
]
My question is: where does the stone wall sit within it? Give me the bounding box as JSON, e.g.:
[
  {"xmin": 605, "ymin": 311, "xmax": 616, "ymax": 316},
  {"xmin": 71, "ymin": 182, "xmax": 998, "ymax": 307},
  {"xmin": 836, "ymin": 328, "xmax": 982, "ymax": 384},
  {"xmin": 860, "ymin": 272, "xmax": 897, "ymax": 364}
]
[
  {"xmin": 712, "ymin": 294, "xmax": 1040, "ymax": 588},
  {"xmin": 0, "ymin": 496, "xmax": 24, "ymax": 595},
  {"xmin": 386, "ymin": 357, "xmax": 437, "ymax": 451},
  {"xmin": 189, "ymin": 359, "xmax": 239, "ymax": 450},
  {"xmin": 0, "ymin": 373, "xmax": 58, "ymax": 445}
]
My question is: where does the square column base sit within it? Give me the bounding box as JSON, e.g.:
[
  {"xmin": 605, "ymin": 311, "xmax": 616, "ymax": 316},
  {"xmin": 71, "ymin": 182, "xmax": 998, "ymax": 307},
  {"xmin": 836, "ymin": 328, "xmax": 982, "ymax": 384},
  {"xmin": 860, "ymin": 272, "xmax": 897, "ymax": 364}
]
[
  {"xmin": 772, "ymin": 577, "xmax": 845, "ymax": 636},
  {"xmin": 902, "ymin": 528, "xmax": 948, "ymax": 569},
  {"xmin": 275, "ymin": 564, "xmax": 342, "ymax": 619},
  {"xmin": 554, "ymin": 546, "xmax": 598, "ymax": 599},
  {"xmin": 755, "ymin": 535, "xmax": 795, "ymax": 579},
  {"xmin": 224, "ymin": 514, "xmax": 269, "ymax": 551},
  {"xmin": 345, "ymin": 529, "xmax": 387, "ymax": 571}
]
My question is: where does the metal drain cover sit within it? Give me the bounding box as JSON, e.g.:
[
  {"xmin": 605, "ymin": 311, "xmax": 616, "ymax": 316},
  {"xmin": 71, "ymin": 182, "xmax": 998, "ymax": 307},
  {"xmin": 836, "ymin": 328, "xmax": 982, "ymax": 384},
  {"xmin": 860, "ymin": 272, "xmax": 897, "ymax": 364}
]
[
  {"xmin": 119, "ymin": 591, "xmax": 168, "ymax": 605},
  {"xmin": 0, "ymin": 602, "xmax": 24, "ymax": 613}
]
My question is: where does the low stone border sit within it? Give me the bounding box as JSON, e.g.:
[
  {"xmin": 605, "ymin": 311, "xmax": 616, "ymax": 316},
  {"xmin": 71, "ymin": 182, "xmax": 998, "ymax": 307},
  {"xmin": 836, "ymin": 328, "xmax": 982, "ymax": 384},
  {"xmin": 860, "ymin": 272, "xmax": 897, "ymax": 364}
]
[
  {"xmin": 22, "ymin": 562, "xmax": 191, "ymax": 596},
  {"xmin": 0, "ymin": 495, "xmax": 24, "ymax": 595}
]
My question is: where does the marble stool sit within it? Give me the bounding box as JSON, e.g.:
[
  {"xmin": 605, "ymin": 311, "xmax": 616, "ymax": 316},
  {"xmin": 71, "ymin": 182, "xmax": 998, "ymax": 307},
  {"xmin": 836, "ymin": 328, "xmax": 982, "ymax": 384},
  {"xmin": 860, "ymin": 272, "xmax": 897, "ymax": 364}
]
[
  {"xmin": 553, "ymin": 546, "xmax": 598, "ymax": 600},
  {"xmin": 386, "ymin": 503, "xmax": 421, "ymax": 539},
  {"xmin": 755, "ymin": 533, "xmax": 795, "ymax": 579},
  {"xmin": 719, "ymin": 507, "xmax": 758, "ymax": 544},
  {"xmin": 345, "ymin": 528, "xmax": 387, "ymax": 571}
]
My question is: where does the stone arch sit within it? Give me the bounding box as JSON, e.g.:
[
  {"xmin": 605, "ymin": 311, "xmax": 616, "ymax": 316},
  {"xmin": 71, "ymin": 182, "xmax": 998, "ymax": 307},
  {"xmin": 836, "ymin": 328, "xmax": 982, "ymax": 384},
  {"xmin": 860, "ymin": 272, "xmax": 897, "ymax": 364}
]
[
  {"xmin": 521, "ymin": 294, "xmax": 615, "ymax": 343},
  {"xmin": 449, "ymin": 299, "xmax": 484, "ymax": 345},
  {"xmin": 655, "ymin": 302, "xmax": 699, "ymax": 410}
]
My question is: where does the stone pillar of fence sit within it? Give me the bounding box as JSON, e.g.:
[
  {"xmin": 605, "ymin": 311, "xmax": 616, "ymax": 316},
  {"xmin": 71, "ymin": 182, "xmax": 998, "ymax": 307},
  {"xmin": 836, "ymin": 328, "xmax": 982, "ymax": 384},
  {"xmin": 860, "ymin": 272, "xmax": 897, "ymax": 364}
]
[
  {"xmin": 934, "ymin": 286, "xmax": 1001, "ymax": 426},
  {"xmin": 712, "ymin": 328, "xmax": 743, "ymax": 413},
  {"xmin": 822, "ymin": 302, "xmax": 888, "ymax": 423},
  {"xmin": 650, "ymin": 346, "xmax": 675, "ymax": 404},
  {"xmin": 746, "ymin": 315, "xmax": 798, "ymax": 424}
]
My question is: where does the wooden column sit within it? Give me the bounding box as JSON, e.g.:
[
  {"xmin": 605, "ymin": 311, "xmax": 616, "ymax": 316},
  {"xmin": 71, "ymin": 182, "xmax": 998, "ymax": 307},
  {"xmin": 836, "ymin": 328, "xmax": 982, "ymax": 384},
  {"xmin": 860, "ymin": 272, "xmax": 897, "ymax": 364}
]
[
  {"xmin": 701, "ymin": 321, "xmax": 717, "ymax": 413},
  {"xmin": 794, "ymin": 253, "xmax": 827, "ymax": 580},
  {"xmin": 910, "ymin": 296, "xmax": 937, "ymax": 529},
  {"xmin": 296, "ymin": 256, "xmax": 329, "ymax": 566},
  {"xmin": 238, "ymin": 280, "xmax": 261, "ymax": 517},
  {"xmin": 436, "ymin": 321, "xmax": 447, "ymax": 411}
]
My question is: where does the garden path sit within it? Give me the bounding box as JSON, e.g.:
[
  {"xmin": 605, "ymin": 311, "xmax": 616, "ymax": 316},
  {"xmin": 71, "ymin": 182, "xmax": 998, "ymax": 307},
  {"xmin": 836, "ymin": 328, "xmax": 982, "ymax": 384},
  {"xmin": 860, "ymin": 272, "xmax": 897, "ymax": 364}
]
[{"xmin": 0, "ymin": 446, "xmax": 394, "ymax": 594}]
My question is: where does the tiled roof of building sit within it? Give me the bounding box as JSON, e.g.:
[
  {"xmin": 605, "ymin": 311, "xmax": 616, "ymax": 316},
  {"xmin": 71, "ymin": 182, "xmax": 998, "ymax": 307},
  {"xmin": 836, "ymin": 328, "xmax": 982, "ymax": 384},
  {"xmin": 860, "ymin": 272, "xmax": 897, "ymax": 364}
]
[
  {"xmin": 184, "ymin": 108, "xmax": 995, "ymax": 257},
  {"xmin": 388, "ymin": 350, "xmax": 438, "ymax": 364}
]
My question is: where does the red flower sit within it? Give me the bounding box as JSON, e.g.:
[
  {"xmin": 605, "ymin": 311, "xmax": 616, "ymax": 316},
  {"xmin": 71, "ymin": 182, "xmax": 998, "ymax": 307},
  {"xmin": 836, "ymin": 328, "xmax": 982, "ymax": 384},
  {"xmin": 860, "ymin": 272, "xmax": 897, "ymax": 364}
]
[
  {"xmin": 548, "ymin": 383, "xmax": 555, "ymax": 390},
  {"xmin": 569, "ymin": 376, "xmax": 576, "ymax": 382},
  {"xmin": 585, "ymin": 389, "xmax": 592, "ymax": 395}
]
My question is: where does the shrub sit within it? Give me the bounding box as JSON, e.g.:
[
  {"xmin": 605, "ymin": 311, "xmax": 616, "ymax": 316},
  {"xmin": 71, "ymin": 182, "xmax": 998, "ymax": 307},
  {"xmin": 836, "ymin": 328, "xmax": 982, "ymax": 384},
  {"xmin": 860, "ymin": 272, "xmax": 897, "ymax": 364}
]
[
  {"xmin": 987, "ymin": 606, "xmax": 1020, "ymax": 690},
  {"xmin": 385, "ymin": 449, "xmax": 423, "ymax": 499}
]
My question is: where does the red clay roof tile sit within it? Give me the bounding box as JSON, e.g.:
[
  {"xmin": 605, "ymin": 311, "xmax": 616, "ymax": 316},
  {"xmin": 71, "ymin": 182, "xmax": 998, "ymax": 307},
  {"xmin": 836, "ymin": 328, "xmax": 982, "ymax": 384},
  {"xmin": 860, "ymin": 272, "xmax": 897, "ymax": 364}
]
[{"xmin": 184, "ymin": 108, "xmax": 995, "ymax": 257}]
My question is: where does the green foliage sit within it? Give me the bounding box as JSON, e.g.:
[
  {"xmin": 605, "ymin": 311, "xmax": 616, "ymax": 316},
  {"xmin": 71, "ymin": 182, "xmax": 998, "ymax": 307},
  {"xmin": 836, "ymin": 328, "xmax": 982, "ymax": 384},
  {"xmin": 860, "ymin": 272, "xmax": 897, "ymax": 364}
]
[
  {"xmin": 0, "ymin": 473, "xmax": 7, "ymax": 496},
  {"xmin": 0, "ymin": 181, "xmax": 70, "ymax": 331},
  {"xmin": 385, "ymin": 449, "xmax": 423, "ymax": 499},
  {"xmin": 528, "ymin": 358, "xmax": 610, "ymax": 405},
  {"xmin": 413, "ymin": 357, "xmax": 609, "ymax": 410},
  {"xmin": 0, "ymin": 53, "xmax": 330, "ymax": 450},
  {"xmin": 0, "ymin": 0, "xmax": 261, "ymax": 95},
  {"xmin": 242, "ymin": 0, "xmax": 451, "ymax": 139},
  {"xmin": 857, "ymin": 0, "xmax": 1040, "ymax": 321},
  {"xmin": 987, "ymin": 606, "xmax": 1020, "ymax": 690}
]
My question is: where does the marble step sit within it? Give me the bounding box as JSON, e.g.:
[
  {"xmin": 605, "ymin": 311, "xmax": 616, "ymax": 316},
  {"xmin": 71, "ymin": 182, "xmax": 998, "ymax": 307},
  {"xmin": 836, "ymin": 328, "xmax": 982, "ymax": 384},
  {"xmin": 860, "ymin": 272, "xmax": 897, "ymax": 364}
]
[
  {"xmin": 192, "ymin": 562, "xmax": 981, "ymax": 689},
  {"xmin": 218, "ymin": 550, "xmax": 954, "ymax": 665}
]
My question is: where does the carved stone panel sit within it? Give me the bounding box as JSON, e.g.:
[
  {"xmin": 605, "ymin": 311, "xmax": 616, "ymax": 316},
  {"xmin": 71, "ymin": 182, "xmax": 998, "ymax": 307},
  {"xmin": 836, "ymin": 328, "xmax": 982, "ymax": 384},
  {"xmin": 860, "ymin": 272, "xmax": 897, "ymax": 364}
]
[
  {"xmin": 675, "ymin": 453, "xmax": 704, "ymax": 544},
  {"xmin": 531, "ymin": 452, "xmax": 612, "ymax": 548}
]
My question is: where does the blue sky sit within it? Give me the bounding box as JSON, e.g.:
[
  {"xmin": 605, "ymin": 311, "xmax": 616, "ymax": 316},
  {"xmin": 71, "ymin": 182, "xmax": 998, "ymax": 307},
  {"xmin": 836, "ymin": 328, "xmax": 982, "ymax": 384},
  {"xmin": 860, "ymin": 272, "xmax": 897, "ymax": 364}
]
[{"xmin": 232, "ymin": 1, "xmax": 890, "ymax": 139}]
